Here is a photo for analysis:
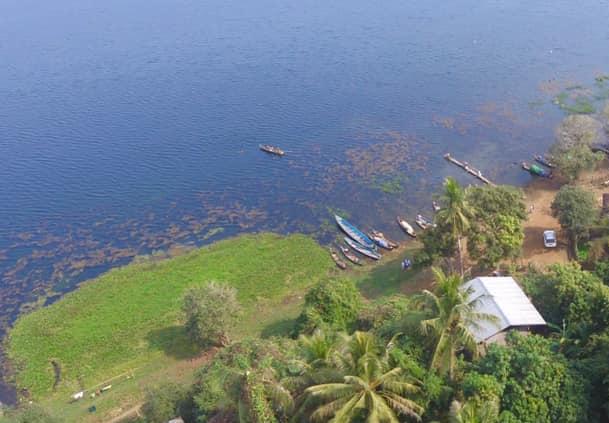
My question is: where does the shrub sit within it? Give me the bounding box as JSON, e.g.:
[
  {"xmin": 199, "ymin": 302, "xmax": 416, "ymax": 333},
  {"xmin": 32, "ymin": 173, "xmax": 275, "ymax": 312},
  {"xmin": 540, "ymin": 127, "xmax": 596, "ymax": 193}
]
[
  {"xmin": 141, "ymin": 383, "xmax": 192, "ymax": 423},
  {"xmin": 294, "ymin": 278, "xmax": 362, "ymax": 335},
  {"xmin": 183, "ymin": 282, "xmax": 242, "ymax": 347}
]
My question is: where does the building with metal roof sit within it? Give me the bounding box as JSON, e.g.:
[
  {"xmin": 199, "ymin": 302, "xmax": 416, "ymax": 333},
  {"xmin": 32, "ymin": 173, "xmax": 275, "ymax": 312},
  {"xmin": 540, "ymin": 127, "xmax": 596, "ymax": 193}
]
[{"xmin": 461, "ymin": 276, "xmax": 546, "ymax": 344}]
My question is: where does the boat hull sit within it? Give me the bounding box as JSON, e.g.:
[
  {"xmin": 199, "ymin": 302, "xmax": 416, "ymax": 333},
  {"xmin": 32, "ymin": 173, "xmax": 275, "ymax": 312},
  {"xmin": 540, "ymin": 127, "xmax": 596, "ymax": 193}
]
[
  {"xmin": 335, "ymin": 215, "xmax": 376, "ymax": 250},
  {"xmin": 344, "ymin": 237, "xmax": 381, "ymax": 260},
  {"xmin": 397, "ymin": 217, "xmax": 417, "ymax": 238}
]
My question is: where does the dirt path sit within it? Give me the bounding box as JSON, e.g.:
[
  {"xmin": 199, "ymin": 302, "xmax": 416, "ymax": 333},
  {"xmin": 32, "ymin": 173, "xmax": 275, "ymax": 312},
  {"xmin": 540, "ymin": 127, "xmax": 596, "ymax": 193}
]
[
  {"xmin": 520, "ymin": 166, "xmax": 609, "ymax": 268},
  {"xmin": 105, "ymin": 404, "xmax": 142, "ymax": 423}
]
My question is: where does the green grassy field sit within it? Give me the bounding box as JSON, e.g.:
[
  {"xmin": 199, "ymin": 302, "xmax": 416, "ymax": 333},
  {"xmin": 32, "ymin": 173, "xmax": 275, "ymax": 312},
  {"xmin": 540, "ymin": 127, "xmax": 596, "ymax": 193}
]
[{"xmin": 6, "ymin": 233, "xmax": 334, "ymax": 400}]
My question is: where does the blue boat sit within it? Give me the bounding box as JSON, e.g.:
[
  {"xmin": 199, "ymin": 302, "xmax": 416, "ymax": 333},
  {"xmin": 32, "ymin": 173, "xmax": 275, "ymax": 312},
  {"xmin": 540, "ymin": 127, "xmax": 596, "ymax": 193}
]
[
  {"xmin": 344, "ymin": 237, "xmax": 381, "ymax": 260},
  {"xmin": 334, "ymin": 215, "xmax": 376, "ymax": 251}
]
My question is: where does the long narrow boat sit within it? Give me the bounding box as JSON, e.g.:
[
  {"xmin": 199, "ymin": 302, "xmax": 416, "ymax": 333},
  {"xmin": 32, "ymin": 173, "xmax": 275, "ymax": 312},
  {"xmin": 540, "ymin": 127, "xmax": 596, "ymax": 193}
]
[
  {"xmin": 370, "ymin": 230, "xmax": 399, "ymax": 249},
  {"xmin": 344, "ymin": 237, "xmax": 381, "ymax": 260},
  {"xmin": 397, "ymin": 217, "xmax": 417, "ymax": 238},
  {"xmin": 340, "ymin": 246, "xmax": 362, "ymax": 265},
  {"xmin": 415, "ymin": 214, "xmax": 435, "ymax": 230},
  {"xmin": 335, "ymin": 215, "xmax": 377, "ymax": 251},
  {"xmin": 259, "ymin": 144, "xmax": 285, "ymax": 156},
  {"xmin": 330, "ymin": 249, "xmax": 347, "ymax": 270},
  {"xmin": 534, "ymin": 155, "xmax": 555, "ymax": 168},
  {"xmin": 432, "ymin": 201, "xmax": 441, "ymax": 213}
]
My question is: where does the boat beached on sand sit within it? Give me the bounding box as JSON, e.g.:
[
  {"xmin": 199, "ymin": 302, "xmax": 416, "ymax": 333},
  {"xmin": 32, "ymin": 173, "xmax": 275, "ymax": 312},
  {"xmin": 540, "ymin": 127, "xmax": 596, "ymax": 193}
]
[
  {"xmin": 344, "ymin": 237, "xmax": 381, "ymax": 260},
  {"xmin": 370, "ymin": 230, "xmax": 398, "ymax": 249},
  {"xmin": 330, "ymin": 249, "xmax": 347, "ymax": 269},
  {"xmin": 334, "ymin": 215, "xmax": 377, "ymax": 251},
  {"xmin": 397, "ymin": 217, "xmax": 417, "ymax": 238},
  {"xmin": 339, "ymin": 245, "xmax": 362, "ymax": 265}
]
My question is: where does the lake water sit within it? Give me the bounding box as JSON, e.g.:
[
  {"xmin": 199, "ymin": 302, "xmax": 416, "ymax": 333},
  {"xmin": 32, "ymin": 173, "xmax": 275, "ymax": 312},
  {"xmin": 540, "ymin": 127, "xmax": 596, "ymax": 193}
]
[{"xmin": 1, "ymin": 0, "xmax": 609, "ymax": 404}]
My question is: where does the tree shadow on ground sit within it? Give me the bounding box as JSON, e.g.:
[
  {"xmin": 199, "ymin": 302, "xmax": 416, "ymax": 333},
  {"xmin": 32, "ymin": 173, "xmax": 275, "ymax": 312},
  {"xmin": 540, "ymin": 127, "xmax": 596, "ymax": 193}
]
[
  {"xmin": 260, "ymin": 317, "xmax": 298, "ymax": 339},
  {"xmin": 146, "ymin": 325, "xmax": 201, "ymax": 360}
]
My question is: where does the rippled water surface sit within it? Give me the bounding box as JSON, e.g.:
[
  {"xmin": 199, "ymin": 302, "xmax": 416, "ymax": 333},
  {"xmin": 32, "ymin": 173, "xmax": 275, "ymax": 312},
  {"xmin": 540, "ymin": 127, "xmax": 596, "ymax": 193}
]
[{"xmin": 1, "ymin": 0, "xmax": 609, "ymax": 403}]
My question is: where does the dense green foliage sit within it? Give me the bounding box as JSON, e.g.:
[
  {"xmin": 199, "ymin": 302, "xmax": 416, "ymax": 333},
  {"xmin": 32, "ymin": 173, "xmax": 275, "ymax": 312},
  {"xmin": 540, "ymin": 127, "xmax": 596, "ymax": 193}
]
[
  {"xmin": 141, "ymin": 383, "xmax": 193, "ymax": 423},
  {"xmin": 182, "ymin": 282, "xmax": 242, "ymax": 346},
  {"xmin": 6, "ymin": 234, "xmax": 334, "ymax": 397},
  {"xmin": 551, "ymin": 185, "xmax": 597, "ymax": 250},
  {"xmin": 295, "ymin": 278, "xmax": 363, "ymax": 334},
  {"xmin": 468, "ymin": 332, "xmax": 589, "ymax": 423},
  {"xmin": 421, "ymin": 183, "xmax": 526, "ymax": 269},
  {"xmin": 466, "ymin": 186, "xmax": 527, "ymax": 269}
]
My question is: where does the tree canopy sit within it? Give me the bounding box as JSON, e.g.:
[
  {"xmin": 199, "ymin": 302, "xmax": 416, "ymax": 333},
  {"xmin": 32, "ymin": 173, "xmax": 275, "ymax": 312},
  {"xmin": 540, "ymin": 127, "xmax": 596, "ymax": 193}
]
[
  {"xmin": 182, "ymin": 282, "xmax": 242, "ymax": 347},
  {"xmin": 466, "ymin": 185, "xmax": 527, "ymax": 269},
  {"xmin": 550, "ymin": 114, "xmax": 604, "ymax": 181},
  {"xmin": 551, "ymin": 185, "xmax": 597, "ymax": 251}
]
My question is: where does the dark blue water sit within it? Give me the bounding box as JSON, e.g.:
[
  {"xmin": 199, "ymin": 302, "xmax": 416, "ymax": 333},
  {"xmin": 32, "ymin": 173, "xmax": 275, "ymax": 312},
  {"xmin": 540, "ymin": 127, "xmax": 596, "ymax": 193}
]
[{"xmin": 1, "ymin": 0, "xmax": 609, "ymax": 404}]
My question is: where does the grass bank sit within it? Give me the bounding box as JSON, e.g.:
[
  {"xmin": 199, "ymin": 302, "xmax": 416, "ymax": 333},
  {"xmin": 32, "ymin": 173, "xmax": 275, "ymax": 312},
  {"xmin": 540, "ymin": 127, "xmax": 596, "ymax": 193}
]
[{"xmin": 6, "ymin": 233, "xmax": 334, "ymax": 401}]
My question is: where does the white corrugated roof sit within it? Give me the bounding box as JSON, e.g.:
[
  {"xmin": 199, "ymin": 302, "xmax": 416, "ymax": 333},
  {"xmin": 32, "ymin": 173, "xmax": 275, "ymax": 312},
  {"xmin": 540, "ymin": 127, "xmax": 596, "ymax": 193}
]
[{"xmin": 461, "ymin": 276, "xmax": 546, "ymax": 342}]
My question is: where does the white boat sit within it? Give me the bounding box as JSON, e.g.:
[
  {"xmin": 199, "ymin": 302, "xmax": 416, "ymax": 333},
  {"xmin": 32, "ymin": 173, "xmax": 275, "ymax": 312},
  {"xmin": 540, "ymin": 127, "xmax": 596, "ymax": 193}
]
[
  {"xmin": 397, "ymin": 217, "xmax": 416, "ymax": 238},
  {"xmin": 415, "ymin": 214, "xmax": 435, "ymax": 230}
]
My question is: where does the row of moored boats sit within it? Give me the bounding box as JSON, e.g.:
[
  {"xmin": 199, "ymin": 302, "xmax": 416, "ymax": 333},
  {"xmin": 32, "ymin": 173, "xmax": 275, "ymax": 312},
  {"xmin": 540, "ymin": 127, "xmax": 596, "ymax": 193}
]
[{"xmin": 330, "ymin": 212, "xmax": 436, "ymax": 268}]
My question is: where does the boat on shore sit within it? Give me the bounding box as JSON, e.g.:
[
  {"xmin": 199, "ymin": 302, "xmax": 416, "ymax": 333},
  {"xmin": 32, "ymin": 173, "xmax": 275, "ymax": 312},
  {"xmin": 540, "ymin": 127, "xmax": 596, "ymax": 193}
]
[
  {"xmin": 522, "ymin": 161, "xmax": 552, "ymax": 178},
  {"xmin": 415, "ymin": 214, "xmax": 435, "ymax": 230},
  {"xmin": 534, "ymin": 155, "xmax": 555, "ymax": 168},
  {"xmin": 339, "ymin": 246, "xmax": 362, "ymax": 265},
  {"xmin": 397, "ymin": 217, "xmax": 417, "ymax": 238},
  {"xmin": 330, "ymin": 249, "xmax": 347, "ymax": 269},
  {"xmin": 432, "ymin": 201, "xmax": 441, "ymax": 212},
  {"xmin": 259, "ymin": 144, "xmax": 285, "ymax": 156},
  {"xmin": 335, "ymin": 215, "xmax": 377, "ymax": 251},
  {"xmin": 368, "ymin": 232, "xmax": 393, "ymax": 250},
  {"xmin": 344, "ymin": 237, "xmax": 381, "ymax": 260},
  {"xmin": 370, "ymin": 230, "xmax": 399, "ymax": 249}
]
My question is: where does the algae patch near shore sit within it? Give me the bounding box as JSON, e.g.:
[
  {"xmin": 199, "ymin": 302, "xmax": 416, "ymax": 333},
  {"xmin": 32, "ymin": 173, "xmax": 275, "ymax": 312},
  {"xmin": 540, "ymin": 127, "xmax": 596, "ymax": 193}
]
[{"xmin": 5, "ymin": 233, "xmax": 334, "ymax": 399}]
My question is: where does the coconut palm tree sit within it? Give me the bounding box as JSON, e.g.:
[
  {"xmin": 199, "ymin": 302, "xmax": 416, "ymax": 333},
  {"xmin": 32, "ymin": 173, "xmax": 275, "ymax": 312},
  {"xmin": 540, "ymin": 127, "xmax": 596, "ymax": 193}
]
[
  {"xmin": 297, "ymin": 331, "xmax": 424, "ymax": 422},
  {"xmin": 448, "ymin": 397, "xmax": 499, "ymax": 423},
  {"xmin": 436, "ymin": 177, "xmax": 471, "ymax": 276},
  {"xmin": 419, "ymin": 268, "xmax": 497, "ymax": 381}
]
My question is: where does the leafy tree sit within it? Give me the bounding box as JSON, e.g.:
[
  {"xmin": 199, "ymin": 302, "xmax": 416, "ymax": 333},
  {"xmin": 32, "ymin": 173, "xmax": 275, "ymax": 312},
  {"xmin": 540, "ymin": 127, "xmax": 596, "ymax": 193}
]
[
  {"xmin": 435, "ymin": 177, "xmax": 472, "ymax": 276},
  {"xmin": 523, "ymin": 263, "xmax": 609, "ymax": 347},
  {"xmin": 141, "ymin": 383, "xmax": 191, "ymax": 423},
  {"xmin": 182, "ymin": 282, "xmax": 242, "ymax": 347},
  {"xmin": 295, "ymin": 278, "xmax": 362, "ymax": 335},
  {"xmin": 550, "ymin": 114, "xmax": 603, "ymax": 181},
  {"xmin": 551, "ymin": 185, "xmax": 597, "ymax": 252},
  {"xmin": 416, "ymin": 221, "xmax": 458, "ymax": 267},
  {"xmin": 471, "ymin": 332, "xmax": 588, "ymax": 423},
  {"xmin": 594, "ymin": 259, "xmax": 609, "ymax": 285},
  {"xmin": 297, "ymin": 331, "xmax": 424, "ymax": 422},
  {"xmin": 466, "ymin": 185, "xmax": 527, "ymax": 269},
  {"xmin": 418, "ymin": 269, "xmax": 497, "ymax": 381}
]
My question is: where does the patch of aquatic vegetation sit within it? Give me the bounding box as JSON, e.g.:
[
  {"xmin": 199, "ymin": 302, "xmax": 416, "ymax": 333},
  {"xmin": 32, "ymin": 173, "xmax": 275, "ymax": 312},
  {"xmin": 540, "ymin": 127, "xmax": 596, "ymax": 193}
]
[
  {"xmin": 370, "ymin": 175, "xmax": 406, "ymax": 195},
  {"xmin": 326, "ymin": 207, "xmax": 351, "ymax": 219},
  {"xmin": 321, "ymin": 131, "xmax": 430, "ymax": 193},
  {"xmin": 554, "ymin": 92, "xmax": 596, "ymax": 114},
  {"xmin": 546, "ymin": 74, "xmax": 609, "ymax": 115}
]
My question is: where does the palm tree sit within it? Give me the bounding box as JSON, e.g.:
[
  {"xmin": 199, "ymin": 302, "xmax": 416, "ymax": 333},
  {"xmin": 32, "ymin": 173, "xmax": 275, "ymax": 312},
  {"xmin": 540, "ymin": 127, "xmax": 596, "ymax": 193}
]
[
  {"xmin": 419, "ymin": 268, "xmax": 497, "ymax": 381},
  {"xmin": 297, "ymin": 331, "xmax": 424, "ymax": 422},
  {"xmin": 436, "ymin": 177, "xmax": 471, "ymax": 276},
  {"xmin": 448, "ymin": 398, "xmax": 499, "ymax": 423}
]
